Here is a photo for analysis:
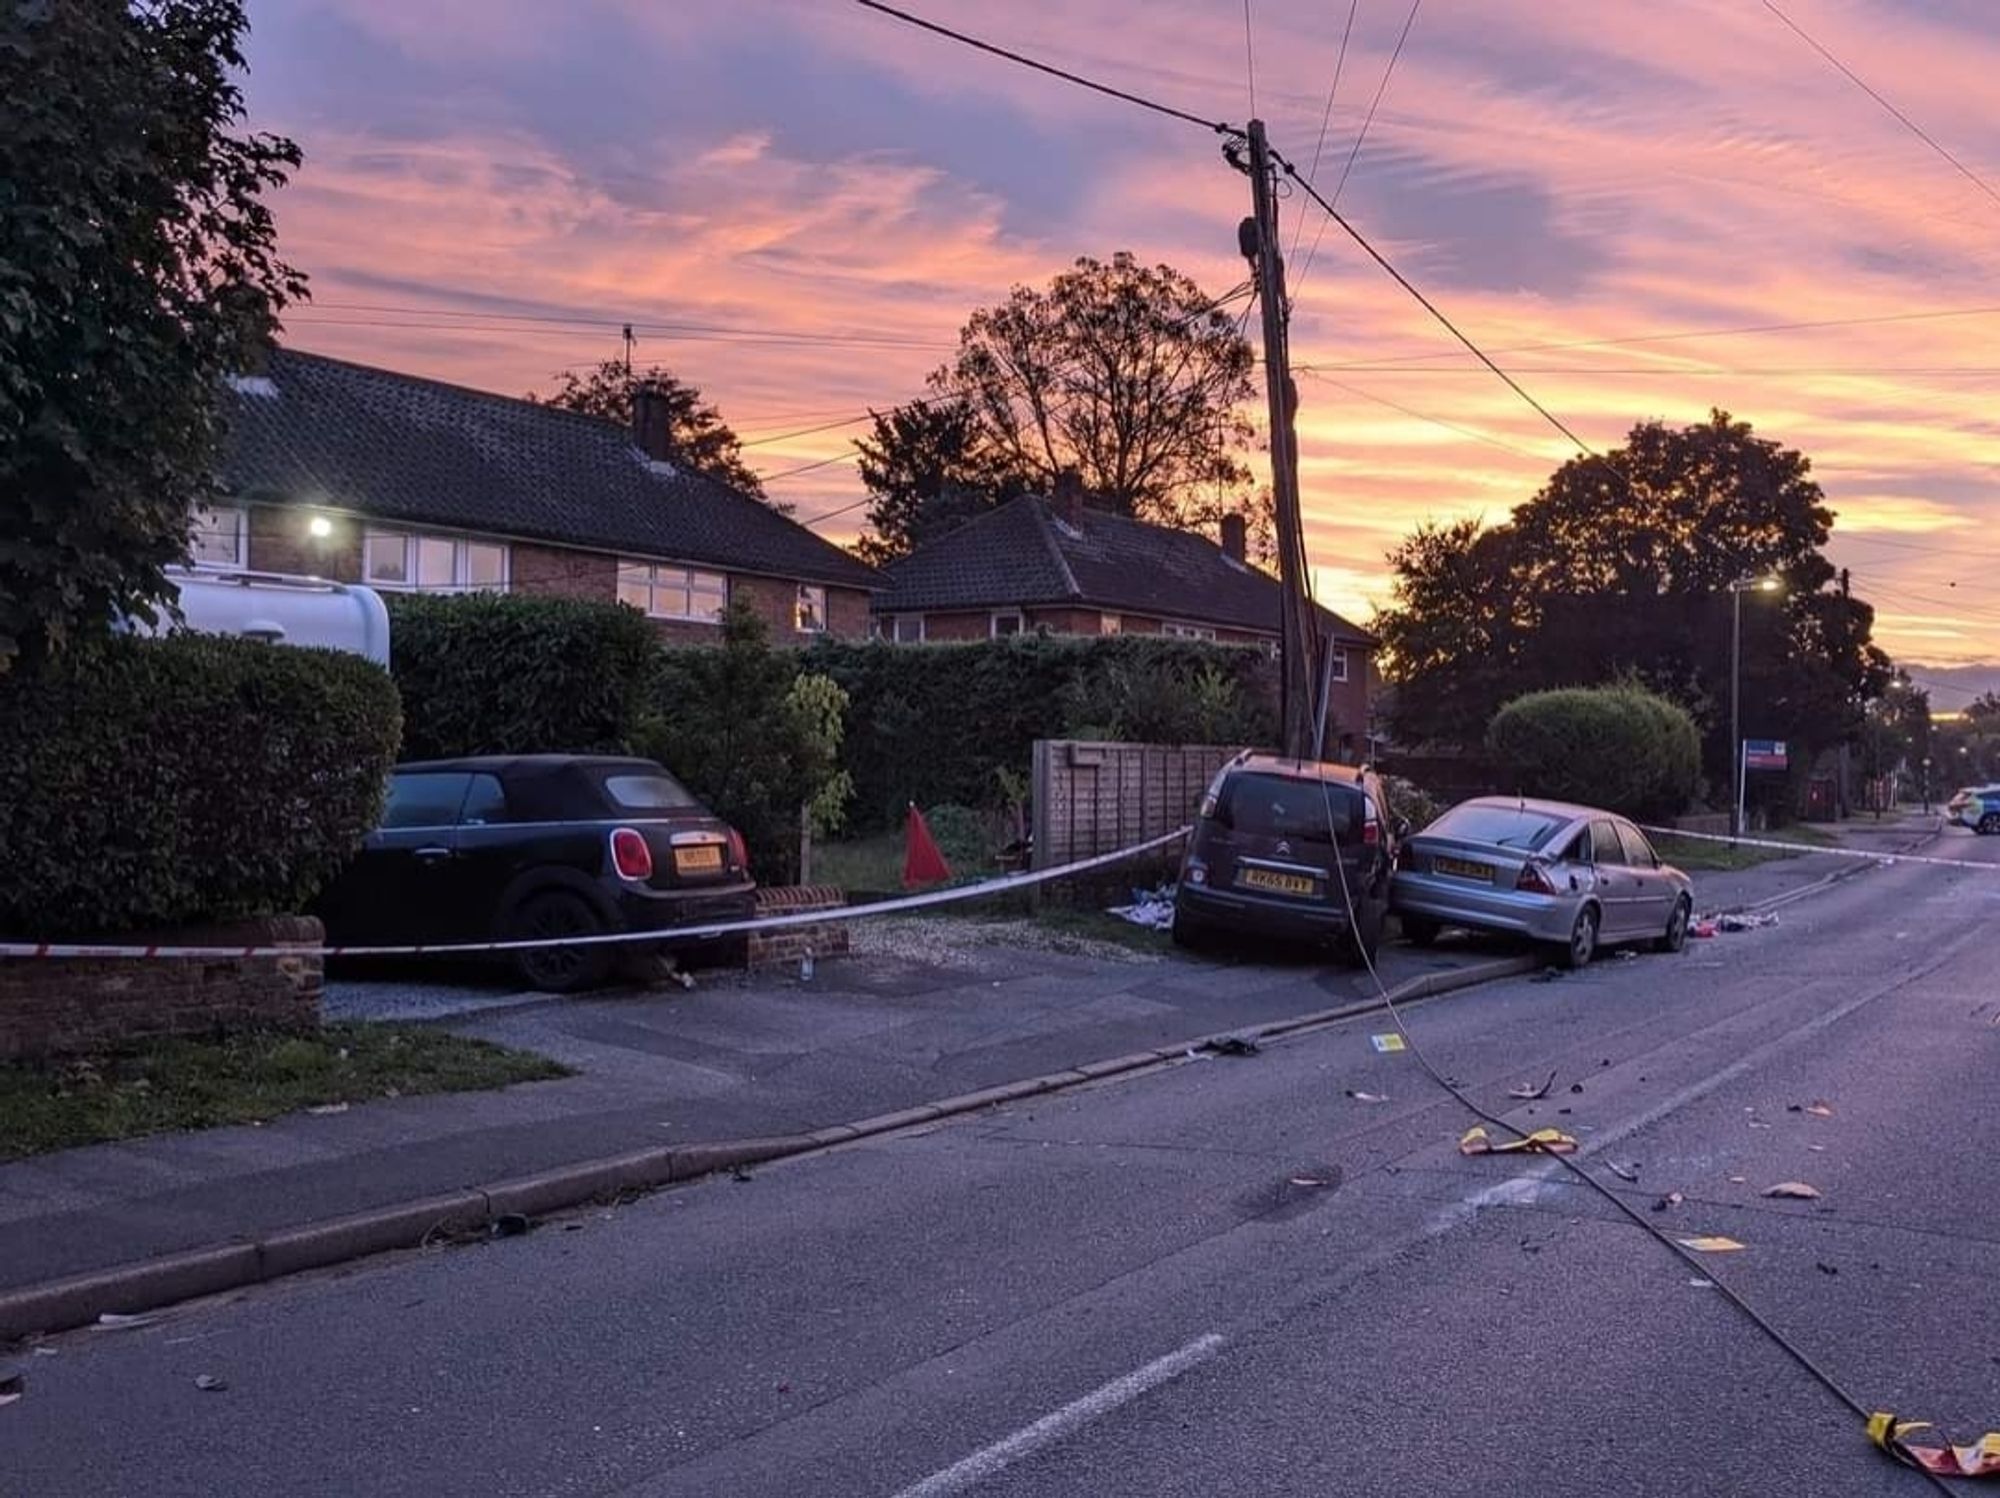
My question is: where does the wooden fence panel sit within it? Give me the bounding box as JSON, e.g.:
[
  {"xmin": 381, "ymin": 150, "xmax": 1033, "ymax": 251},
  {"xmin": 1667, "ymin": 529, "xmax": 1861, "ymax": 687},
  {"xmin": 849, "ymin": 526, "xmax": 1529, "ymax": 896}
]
[{"xmin": 1030, "ymin": 740, "xmax": 1242, "ymax": 872}]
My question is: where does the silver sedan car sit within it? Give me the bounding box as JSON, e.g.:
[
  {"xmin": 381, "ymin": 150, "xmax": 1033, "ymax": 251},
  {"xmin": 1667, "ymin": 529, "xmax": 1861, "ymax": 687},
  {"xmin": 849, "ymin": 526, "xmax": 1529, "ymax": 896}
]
[{"xmin": 1389, "ymin": 796, "xmax": 1694, "ymax": 968}]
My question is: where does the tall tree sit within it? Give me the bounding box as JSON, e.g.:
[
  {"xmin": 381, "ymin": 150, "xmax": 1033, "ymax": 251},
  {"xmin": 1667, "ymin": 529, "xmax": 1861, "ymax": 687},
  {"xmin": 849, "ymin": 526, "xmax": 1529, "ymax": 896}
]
[
  {"xmin": 1375, "ymin": 411, "xmax": 1891, "ymax": 790},
  {"xmin": 851, "ymin": 398, "xmax": 1026, "ymax": 565},
  {"xmin": 0, "ymin": 0, "xmax": 305, "ymax": 670},
  {"xmin": 534, "ymin": 361, "xmax": 770, "ymax": 502},
  {"xmin": 856, "ymin": 254, "xmax": 1255, "ymax": 556}
]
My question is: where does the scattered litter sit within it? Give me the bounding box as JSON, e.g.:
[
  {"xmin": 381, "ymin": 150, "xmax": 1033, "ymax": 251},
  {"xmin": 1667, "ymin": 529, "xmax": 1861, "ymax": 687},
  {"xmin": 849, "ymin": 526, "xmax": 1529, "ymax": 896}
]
[
  {"xmin": 1507, "ymin": 1071, "xmax": 1556, "ymax": 1101},
  {"xmin": 1728, "ymin": 1175, "xmax": 1747, "ymax": 1184},
  {"xmin": 799, "ymin": 953, "xmax": 815, "ymax": 982},
  {"xmin": 1763, "ymin": 1182, "xmax": 1822, "ymax": 1200},
  {"xmin": 1804, "ymin": 1100, "xmax": 1835, "ymax": 1118},
  {"xmin": 1530, "ymin": 967, "xmax": 1566, "ymax": 984},
  {"xmin": 1817, "ymin": 1262, "xmax": 1840, "ymax": 1276},
  {"xmin": 1718, "ymin": 911, "xmax": 1781, "ymax": 932},
  {"xmin": 1345, "ymin": 1090, "xmax": 1388, "ymax": 1103},
  {"xmin": 1289, "ymin": 1176, "xmax": 1329, "ymax": 1188},
  {"xmin": 729, "ymin": 1165, "xmax": 755, "ymax": 1183},
  {"xmin": 1204, "ymin": 1035, "xmax": 1261, "ymax": 1058},
  {"xmin": 91, "ymin": 1312, "xmax": 158, "ymax": 1332},
  {"xmin": 194, "ymin": 1374, "xmax": 227, "ymax": 1393},
  {"xmin": 1108, "ymin": 887, "xmax": 1176, "ymax": 930},
  {"xmin": 1689, "ymin": 1278, "xmax": 1715, "ymax": 1289},
  {"xmin": 1748, "ymin": 1119, "xmax": 1773, "ymax": 1129},
  {"xmin": 30, "ymin": 1347, "xmax": 56, "ymax": 1358},
  {"xmin": 489, "ymin": 1213, "xmax": 533, "ymax": 1238},
  {"xmin": 1616, "ymin": 950, "xmax": 1639, "ymax": 961},
  {"xmin": 1605, "ymin": 1160, "xmax": 1641, "ymax": 1183},
  {"xmin": 1868, "ymin": 1412, "xmax": 2000, "ymax": 1478},
  {"xmin": 0, "ymin": 1374, "xmax": 22, "ymax": 1408},
  {"xmin": 1569, "ymin": 1083, "xmax": 1584, "ymax": 1095},
  {"xmin": 562, "ymin": 1222, "xmax": 585, "ymax": 1233},
  {"xmin": 1369, "ymin": 1033, "xmax": 1406, "ymax": 1054},
  {"xmin": 1808, "ymin": 1144, "xmax": 1828, "ymax": 1153},
  {"xmin": 1651, "ymin": 1191, "xmax": 1685, "ymax": 1212},
  {"xmin": 1459, "ymin": 1126, "xmax": 1578, "ymax": 1156},
  {"xmin": 673, "ymin": 969, "xmax": 696, "ymax": 990},
  {"xmin": 1678, "ymin": 1236, "xmax": 1746, "ymax": 1253},
  {"xmin": 1691, "ymin": 920, "xmax": 1719, "ymax": 939},
  {"xmin": 305, "ymin": 1102, "xmax": 350, "ymax": 1116}
]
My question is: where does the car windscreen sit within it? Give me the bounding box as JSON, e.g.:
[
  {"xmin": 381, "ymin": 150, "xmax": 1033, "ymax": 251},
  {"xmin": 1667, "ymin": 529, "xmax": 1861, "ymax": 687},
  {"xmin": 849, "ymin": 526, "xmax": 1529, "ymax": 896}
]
[
  {"xmin": 1212, "ymin": 773, "xmax": 1362, "ymax": 843},
  {"xmin": 1427, "ymin": 803, "xmax": 1569, "ymax": 851},
  {"xmin": 601, "ymin": 771, "xmax": 699, "ymax": 811}
]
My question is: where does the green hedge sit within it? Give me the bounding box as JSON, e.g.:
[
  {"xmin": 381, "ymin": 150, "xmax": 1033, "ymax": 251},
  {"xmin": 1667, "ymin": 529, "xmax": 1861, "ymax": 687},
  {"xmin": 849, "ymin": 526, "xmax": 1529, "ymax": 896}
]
[
  {"xmin": 804, "ymin": 635, "xmax": 1279, "ymax": 830},
  {"xmin": 385, "ymin": 592, "xmax": 658, "ymax": 761},
  {"xmin": 1486, "ymin": 683, "xmax": 1699, "ymax": 819},
  {"xmin": 0, "ymin": 635, "xmax": 402, "ymax": 938}
]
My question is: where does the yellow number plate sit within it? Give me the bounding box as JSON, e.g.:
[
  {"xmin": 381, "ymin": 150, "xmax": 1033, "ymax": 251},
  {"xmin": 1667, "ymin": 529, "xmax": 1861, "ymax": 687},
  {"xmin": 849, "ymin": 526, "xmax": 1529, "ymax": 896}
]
[
  {"xmin": 674, "ymin": 845, "xmax": 723, "ymax": 873},
  {"xmin": 1432, "ymin": 856, "xmax": 1492, "ymax": 883},
  {"xmin": 1240, "ymin": 867, "xmax": 1315, "ymax": 896}
]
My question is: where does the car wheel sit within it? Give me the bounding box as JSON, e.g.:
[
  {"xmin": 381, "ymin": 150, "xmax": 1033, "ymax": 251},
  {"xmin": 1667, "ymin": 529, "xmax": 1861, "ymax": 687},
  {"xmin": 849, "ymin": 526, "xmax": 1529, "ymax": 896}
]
[
  {"xmin": 510, "ymin": 889, "xmax": 614, "ymax": 993},
  {"xmin": 1170, "ymin": 911, "xmax": 1209, "ymax": 951},
  {"xmin": 1556, "ymin": 905, "xmax": 1600, "ymax": 971},
  {"xmin": 1654, "ymin": 896, "xmax": 1692, "ymax": 955},
  {"xmin": 1399, "ymin": 915, "xmax": 1442, "ymax": 947},
  {"xmin": 1981, "ymin": 813, "xmax": 2000, "ymax": 836}
]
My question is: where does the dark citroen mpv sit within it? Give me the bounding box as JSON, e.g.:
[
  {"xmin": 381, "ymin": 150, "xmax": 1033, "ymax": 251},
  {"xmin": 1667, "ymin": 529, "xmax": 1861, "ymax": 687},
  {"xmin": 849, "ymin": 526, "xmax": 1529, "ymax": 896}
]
[{"xmin": 1172, "ymin": 753, "xmax": 1401, "ymax": 964}]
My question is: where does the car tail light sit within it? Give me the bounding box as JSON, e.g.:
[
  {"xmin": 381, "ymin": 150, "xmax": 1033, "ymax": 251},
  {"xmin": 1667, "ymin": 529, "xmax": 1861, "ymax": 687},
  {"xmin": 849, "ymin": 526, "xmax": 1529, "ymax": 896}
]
[
  {"xmin": 1362, "ymin": 820, "xmax": 1380, "ymax": 847},
  {"xmin": 610, "ymin": 827, "xmax": 653, "ymax": 881},
  {"xmin": 1516, "ymin": 860, "xmax": 1558, "ymax": 895},
  {"xmin": 726, "ymin": 826, "xmax": 749, "ymax": 873}
]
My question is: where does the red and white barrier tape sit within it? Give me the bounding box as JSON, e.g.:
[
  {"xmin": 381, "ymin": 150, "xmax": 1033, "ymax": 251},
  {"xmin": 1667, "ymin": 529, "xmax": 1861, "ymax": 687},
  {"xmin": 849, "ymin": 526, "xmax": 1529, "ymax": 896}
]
[
  {"xmin": 0, "ymin": 827, "xmax": 1191, "ymax": 961},
  {"xmin": 1639, "ymin": 821, "xmax": 1992, "ymax": 874}
]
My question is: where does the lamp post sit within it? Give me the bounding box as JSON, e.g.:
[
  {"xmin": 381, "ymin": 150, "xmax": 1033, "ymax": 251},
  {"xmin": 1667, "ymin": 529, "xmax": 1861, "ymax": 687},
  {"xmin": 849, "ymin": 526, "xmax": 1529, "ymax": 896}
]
[{"xmin": 1729, "ymin": 576, "xmax": 1783, "ymax": 839}]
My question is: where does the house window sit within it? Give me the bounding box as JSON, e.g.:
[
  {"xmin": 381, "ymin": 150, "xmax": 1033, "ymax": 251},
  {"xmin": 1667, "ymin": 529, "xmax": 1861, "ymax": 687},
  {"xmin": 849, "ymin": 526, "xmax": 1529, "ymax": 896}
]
[
  {"xmin": 1100, "ymin": 613, "xmax": 1122, "ymax": 636},
  {"xmin": 364, "ymin": 528, "xmax": 509, "ymax": 593},
  {"xmin": 189, "ymin": 505, "xmax": 247, "ymax": 570},
  {"xmin": 1327, "ymin": 647, "xmax": 1349, "ymax": 683},
  {"xmin": 892, "ymin": 614, "xmax": 926, "ymax": 643},
  {"xmin": 1162, "ymin": 621, "xmax": 1217, "ymax": 641},
  {"xmin": 795, "ymin": 584, "xmax": 828, "ymax": 633},
  {"xmin": 991, "ymin": 611, "xmax": 1024, "ymax": 638},
  {"xmin": 617, "ymin": 560, "xmax": 728, "ymax": 621}
]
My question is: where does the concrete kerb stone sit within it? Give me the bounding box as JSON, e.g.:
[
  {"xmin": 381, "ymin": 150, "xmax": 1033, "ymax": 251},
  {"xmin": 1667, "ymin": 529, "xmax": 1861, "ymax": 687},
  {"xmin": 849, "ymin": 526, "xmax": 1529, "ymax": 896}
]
[
  {"xmin": 256, "ymin": 1189, "xmax": 489, "ymax": 1281},
  {"xmin": 0, "ymin": 1241, "xmax": 260, "ymax": 1342}
]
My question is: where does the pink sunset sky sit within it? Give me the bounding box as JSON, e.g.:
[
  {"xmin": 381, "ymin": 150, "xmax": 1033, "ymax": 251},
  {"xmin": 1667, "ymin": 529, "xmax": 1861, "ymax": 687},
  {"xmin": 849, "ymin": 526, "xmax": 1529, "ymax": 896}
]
[{"xmin": 243, "ymin": 0, "xmax": 2000, "ymax": 690}]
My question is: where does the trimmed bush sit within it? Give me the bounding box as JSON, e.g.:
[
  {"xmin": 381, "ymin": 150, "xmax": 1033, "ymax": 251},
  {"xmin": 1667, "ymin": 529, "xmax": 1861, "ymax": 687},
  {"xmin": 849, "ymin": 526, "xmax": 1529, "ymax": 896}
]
[
  {"xmin": 804, "ymin": 635, "xmax": 1278, "ymax": 830},
  {"xmin": 385, "ymin": 592, "xmax": 658, "ymax": 760},
  {"xmin": 0, "ymin": 634, "xmax": 402, "ymax": 938},
  {"xmin": 1485, "ymin": 684, "xmax": 1699, "ymax": 819}
]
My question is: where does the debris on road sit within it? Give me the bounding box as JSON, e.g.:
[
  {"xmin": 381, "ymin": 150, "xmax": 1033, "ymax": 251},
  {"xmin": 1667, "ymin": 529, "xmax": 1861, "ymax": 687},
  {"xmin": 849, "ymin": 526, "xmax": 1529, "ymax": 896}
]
[
  {"xmin": 1678, "ymin": 1235, "xmax": 1747, "ymax": 1253},
  {"xmin": 1691, "ymin": 920, "xmax": 1720, "ymax": 939},
  {"xmin": 1817, "ymin": 1262, "xmax": 1840, "ymax": 1275},
  {"xmin": 489, "ymin": 1212, "xmax": 533, "ymax": 1237},
  {"xmin": 193, "ymin": 1374, "xmax": 227, "ymax": 1393},
  {"xmin": 1794, "ymin": 1100, "xmax": 1835, "ymax": 1118},
  {"xmin": 1606, "ymin": 1160, "xmax": 1641, "ymax": 1183},
  {"xmin": 1369, "ymin": 1033, "xmax": 1406, "ymax": 1054},
  {"xmin": 1728, "ymin": 1175, "xmax": 1748, "ymax": 1184},
  {"xmin": 1868, "ymin": 1412, "xmax": 2000, "ymax": 1478},
  {"xmin": 1530, "ymin": 967, "xmax": 1566, "ymax": 983},
  {"xmin": 1717, "ymin": 912, "xmax": 1781, "ymax": 932},
  {"xmin": 1459, "ymin": 1126, "xmax": 1578, "ymax": 1156},
  {"xmin": 1289, "ymin": 1176, "xmax": 1330, "ymax": 1188},
  {"xmin": 1345, "ymin": 1090, "xmax": 1388, "ymax": 1103},
  {"xmin": 1108, "ymin": 887, "xmax": 1176, "ymax": 930},
  {"xmin": 1689, "ymin": 1278, "xmax": 1715, "ymax": 1289},
  {"xmin": 306, "ymin": 1102, "xmax": 350, "ymax": 1116},
  {"xmin": 1507, "ymin": 1071, "xmax": 1556, "ymax": 1101},
  {"xmin": 1763, "ymin": 1182, "xmax": 1822, "ymax": 1199},
  {"xmin": 0, "ymin": 1374, "xmax": 23, "ymax": 1408},
  {"xmin": 1651, "ymin": 1191, "xmax": 1685, "ymax": 1212},
  {"xmin": 90, "ymin": 1312, "xmax": 158, "ymax": 1332},
  {"xmin": 1204, "ymin": 1035, "xmax": 1261, "ymax": 1058}
]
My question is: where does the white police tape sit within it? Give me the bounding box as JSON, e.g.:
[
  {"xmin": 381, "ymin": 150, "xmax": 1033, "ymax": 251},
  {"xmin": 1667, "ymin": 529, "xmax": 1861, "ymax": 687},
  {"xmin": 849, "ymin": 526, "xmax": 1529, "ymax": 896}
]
[
  {"xmin": 1639, "ymin": 821, "xmax": 1990, "ymax": 875},
  {"xmin": 0, "ymin": 826, "xmax": 1192, "ymax": 961}
]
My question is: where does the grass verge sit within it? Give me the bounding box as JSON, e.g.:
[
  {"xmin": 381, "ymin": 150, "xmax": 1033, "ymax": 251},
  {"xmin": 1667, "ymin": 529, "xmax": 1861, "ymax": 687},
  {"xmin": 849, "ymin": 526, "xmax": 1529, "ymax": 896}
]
[
  {"xmin": 1651, "ymin": 822, "xmax": 1835, "ymax": 872},
  {"xmin": 0, "ymin": 1023, "xmax": 568, "ymax": 1162}
]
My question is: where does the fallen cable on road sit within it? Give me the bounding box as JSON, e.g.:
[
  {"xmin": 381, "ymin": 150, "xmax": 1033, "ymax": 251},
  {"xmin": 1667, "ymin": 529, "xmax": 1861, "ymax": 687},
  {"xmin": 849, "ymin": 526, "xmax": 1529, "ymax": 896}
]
[{"xmin": 0, "ymin": 826, "xmax": 1192, "ymax": 961}]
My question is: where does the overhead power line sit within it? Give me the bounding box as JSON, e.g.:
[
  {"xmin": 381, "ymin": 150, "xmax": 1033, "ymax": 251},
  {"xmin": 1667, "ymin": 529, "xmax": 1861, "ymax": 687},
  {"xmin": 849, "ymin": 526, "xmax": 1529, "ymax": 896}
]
[
  {"xmin": 1761, "ymin": 0, "xmax": 2000, "ymax": 215},
  {"xmin": 851, "ymin": 0, "xmax": 1229, "ymax": 133},
  {"xmin": 1299, "ymin": 369, "xmax": 1553, "ymax": 461},
  {"xmin": 1289, "ymin": 0, "xmax": 1362, "ymax": 265}
]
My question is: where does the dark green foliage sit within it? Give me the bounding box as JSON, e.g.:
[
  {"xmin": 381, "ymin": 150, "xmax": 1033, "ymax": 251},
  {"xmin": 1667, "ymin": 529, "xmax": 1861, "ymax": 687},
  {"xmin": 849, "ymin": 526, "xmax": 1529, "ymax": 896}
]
[
  {"xmin": 0, "ymin": 0, "xmax": 305, "ymax": 668},
  {"xmin": 638, "ymin": 604, "xmax": 847, "ymax": 884},
  {"xmin": 385, "ymin": 593, "xmax": 659, "ymax": 761},
  {"xmin": 805, "ymin": 635, "xmax": 1278, "ymax": 830},
  {"xmin": 1485, "ymin": 684, "xmax": 1700, "ymax": 819},
  {"xmin": 0, "ymin": 635, "xmax": 401, "ymax": 938},
  {"xmin": 530, "ymin": 361, "xmax": 772, "ymax": 502}
]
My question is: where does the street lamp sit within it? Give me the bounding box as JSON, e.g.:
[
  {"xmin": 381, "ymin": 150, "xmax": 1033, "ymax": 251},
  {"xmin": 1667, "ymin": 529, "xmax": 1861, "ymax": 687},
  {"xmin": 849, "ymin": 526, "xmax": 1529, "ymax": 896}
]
[{"xmin": 1729, "ymin": 575, "xmax": 1783, "ymax": 839}]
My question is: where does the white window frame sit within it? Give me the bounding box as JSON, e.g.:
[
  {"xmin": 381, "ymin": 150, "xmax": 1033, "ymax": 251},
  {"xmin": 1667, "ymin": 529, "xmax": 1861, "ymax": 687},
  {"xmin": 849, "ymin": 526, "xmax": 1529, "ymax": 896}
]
[
  {"xmin": 795, "ymin": 584, "xmax": 829, "ymax": 634},
  {"xmin": 1099, "ymin": 613, "xmax": 1122, "ymax": 636},
  {"xmin": 189, "ymin": 505, "xmax": 248, "ymax": 571},
  {"xmin": 1162, "ymin": 620, "xmax": 1217, "ymax": 641},
  {"xmin": 617, "ymin": 559, "xmax": 728, "ymax": 622},
  {"xmin": 892, "ymin": 614, "xmax": 926, "ymax": 643},
  {"xmin": 363, "ymin": 527, "xmax": 510, "ymax": 594},
  {"xmin": 990, "ymin": 610, "xmax": 1025, "ymax": 638},
  {"xmin": 1327, "ymin": 647, "xmax": 1349, "ymax": 683}
]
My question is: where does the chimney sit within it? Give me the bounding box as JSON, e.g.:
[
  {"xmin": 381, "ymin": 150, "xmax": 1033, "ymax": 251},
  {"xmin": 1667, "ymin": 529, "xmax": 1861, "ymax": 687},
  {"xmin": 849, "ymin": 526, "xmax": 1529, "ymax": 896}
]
[
  {"xmin": 1220, "ymin": 511, "xmax": 1248, "ymax": 562},
  {"xmin": 1051, "ymin": 467, "xmax": 1085, "ymax": 528},
  {"xmin": 632, "ymin": 381, "xmax": 675, "ymax": 464}
]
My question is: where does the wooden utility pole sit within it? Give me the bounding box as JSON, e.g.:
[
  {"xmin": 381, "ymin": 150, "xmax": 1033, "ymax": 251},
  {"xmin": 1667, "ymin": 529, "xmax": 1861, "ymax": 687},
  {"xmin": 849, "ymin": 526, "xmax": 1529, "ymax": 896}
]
[{"xmin": 1239, "ymin": 119, "xmax": 1316, "ymax": 759}]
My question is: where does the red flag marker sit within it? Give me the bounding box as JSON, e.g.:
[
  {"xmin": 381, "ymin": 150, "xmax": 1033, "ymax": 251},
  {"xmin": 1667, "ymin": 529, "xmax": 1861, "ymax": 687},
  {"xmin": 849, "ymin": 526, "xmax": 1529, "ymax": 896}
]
[{"xmin": 903, "ymin": 804, "xmax": 953, "ymax": 888}]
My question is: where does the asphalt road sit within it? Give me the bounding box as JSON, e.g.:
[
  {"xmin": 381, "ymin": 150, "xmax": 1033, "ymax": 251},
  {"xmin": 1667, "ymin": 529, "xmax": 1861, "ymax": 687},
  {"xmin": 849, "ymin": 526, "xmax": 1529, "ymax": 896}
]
[{"xmin": 10, "ymin": 831, "xmax": 1999, "ymax": 1498}]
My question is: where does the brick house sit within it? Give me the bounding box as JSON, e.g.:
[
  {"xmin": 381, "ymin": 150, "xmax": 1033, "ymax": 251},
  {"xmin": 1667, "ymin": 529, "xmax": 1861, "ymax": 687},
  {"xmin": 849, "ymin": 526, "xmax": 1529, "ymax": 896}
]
[
  {"xmin": 201, "ymin": 349, "xmax": 878, "ymax": 640},
  {"xmin": 872, "ymin": 477, "xmax": 1376, "ymax": 750}
]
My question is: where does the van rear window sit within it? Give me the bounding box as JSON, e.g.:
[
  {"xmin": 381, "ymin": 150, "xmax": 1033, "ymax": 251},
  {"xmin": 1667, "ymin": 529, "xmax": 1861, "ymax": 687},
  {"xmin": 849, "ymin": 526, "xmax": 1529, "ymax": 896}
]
[
  {"xmin": 1429, "ymin": 803, "xmax": 1568, "ymax": 850},
  {"xmin": 1212, "ymin": 773, "xmax": 1362, "ymax": 842}
]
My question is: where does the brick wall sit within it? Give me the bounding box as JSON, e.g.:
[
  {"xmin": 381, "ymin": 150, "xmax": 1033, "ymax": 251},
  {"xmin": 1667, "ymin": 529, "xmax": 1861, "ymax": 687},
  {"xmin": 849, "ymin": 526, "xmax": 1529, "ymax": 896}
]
[
  {"xmin": 745, "ymin": 886, "xmax": 850, "ymax": 968},
  {"xmin": 915, "ymin": 610, "xmax": 997, "ymax": 641},
  {"xmin": 826, "ymin": 586, "xmax": 872, "ymax": 640},
  {"xmin": 512, "ymin": 542, "xmax": 616, "ymax": 601},
  {"xmin": 0, "ymin": 917, "xmax": 324, "ymax": 1062}
]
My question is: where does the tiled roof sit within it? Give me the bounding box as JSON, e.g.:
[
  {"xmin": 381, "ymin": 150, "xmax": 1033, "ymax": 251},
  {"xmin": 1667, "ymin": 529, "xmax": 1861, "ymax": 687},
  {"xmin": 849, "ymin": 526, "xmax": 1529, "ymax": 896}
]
[
  {"xmin": 220, "ymin": 349, "xmax": 879, "ymax": 592},
  {"xmin": 875, "ymin": 495, "xmax": 1372, "ymax": 644}
]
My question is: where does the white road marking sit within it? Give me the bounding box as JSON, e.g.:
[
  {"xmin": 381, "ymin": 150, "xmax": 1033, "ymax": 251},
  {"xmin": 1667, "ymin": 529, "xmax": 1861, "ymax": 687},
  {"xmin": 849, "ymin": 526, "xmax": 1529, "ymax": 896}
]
[{"xmin": 887, "ymin": 1333, "xmax": 1225, "ymax": 1498}]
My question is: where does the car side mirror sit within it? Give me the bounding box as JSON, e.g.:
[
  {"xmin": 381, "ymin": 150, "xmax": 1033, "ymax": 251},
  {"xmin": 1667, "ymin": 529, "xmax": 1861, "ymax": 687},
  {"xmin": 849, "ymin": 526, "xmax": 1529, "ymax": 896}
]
[{"xmin": 1392, "ymin": 817, "xmax": 1412, "ymax": 840}]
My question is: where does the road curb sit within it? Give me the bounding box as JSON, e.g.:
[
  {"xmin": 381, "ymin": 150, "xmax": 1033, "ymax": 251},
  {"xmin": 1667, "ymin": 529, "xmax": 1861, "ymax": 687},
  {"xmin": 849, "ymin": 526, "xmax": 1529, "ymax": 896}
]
[
  {"xmin": 1738, "ymin": 820, "xmax": 1944, "ymax": 915},
  {"xmin": 0, "ymin": 953, "xmax": 1538, "ymax": 1342}
]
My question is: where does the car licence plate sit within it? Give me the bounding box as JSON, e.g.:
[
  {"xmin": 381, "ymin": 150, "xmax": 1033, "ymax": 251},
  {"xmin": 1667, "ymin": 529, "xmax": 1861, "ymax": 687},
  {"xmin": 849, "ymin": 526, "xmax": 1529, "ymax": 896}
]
[
  {"xmin": 1239, "ymin": 867, "xmax": 1315, "ymax": 896},
  {"xmin": 674, "ymin": 845, "xmax": 723, "ymax": 874},
  {"xmin": 1431, "ymin": 855, "xmax": 1492, "ymax": 883}
]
